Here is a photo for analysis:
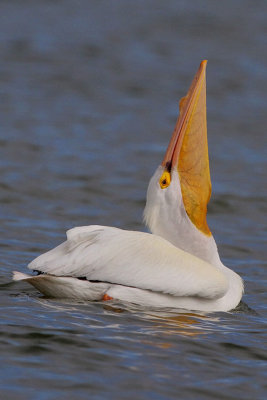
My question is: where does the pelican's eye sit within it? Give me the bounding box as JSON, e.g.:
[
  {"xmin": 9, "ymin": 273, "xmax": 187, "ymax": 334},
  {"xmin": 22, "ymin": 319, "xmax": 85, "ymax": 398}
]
[{"xmin": 159, "ymin": 171, "xmax": 171, "ymax": 189}]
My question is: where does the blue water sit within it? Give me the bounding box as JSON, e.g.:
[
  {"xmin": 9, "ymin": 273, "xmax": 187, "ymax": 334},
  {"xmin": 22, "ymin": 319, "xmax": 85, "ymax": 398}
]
[{"xmin": 0, "ymin": 1, "xmax": 266, "ymax": 399}]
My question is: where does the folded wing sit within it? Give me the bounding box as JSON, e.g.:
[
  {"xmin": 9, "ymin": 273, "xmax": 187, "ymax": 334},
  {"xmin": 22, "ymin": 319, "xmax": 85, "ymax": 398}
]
[{"xmin": 28, "ymin": 225, "xmax": 228, "ymax": 300}]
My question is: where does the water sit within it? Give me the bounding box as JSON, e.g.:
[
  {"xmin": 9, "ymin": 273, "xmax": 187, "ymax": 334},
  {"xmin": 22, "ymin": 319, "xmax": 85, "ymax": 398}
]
[{"xmin": 1, "ymin": 1, "xmax": 266, "ymax": 399}]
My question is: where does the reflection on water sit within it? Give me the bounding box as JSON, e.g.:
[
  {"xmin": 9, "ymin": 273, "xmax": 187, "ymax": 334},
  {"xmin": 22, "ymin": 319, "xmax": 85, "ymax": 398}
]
[
  {"xmin": 0, "ymin": 0, "xmax": 266, "ymax": 399},
  {"xmin": 145, "ymin": 313, "xmax": 212, "ymax": 338}
]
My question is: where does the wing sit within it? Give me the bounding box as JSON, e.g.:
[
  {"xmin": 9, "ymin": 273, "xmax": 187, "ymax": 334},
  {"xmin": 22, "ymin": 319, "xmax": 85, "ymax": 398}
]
[{"xmin": 28, "ymin": 225, "xmax": 228, "ymax": 300}]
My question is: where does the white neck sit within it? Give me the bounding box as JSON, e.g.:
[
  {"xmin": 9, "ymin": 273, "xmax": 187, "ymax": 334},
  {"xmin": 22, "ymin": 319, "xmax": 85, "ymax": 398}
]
[{"xmin": 144, "ymin": 166, "xmax": 222, "ymax": 267}]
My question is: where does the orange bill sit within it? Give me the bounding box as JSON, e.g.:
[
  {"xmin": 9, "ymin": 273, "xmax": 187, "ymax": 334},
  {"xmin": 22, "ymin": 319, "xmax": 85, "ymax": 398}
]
[{"xmin": 161, "ymin": 60, "xmax": 212, "ymax": 236}]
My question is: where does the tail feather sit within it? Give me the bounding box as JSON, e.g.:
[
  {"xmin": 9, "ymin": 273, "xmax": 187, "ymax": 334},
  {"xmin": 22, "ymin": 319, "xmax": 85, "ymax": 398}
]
[
  {"xmin": 12, "ymin": 271, "xmax": 109, "ymax": 300},
  {"xmin": 12, "ymin": 271, "xmax": 32, "ymax": 281}
]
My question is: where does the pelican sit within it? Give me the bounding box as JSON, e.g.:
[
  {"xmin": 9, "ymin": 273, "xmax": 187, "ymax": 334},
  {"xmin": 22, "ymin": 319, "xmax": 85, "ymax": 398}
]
[{"xmin": 13, "ymin": 60, "xmax": 244, "ymax": 312}]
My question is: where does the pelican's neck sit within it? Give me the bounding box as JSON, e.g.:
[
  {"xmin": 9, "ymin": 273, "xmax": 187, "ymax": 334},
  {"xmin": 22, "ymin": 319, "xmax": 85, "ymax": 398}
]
[{"xmin": 144, "ymin": 167, "xmax": 222, "ymax": 268}]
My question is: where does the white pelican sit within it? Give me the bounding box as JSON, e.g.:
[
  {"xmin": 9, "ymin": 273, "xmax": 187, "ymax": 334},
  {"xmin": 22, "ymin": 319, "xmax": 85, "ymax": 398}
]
[{"xmin": 13, "ymin": 60, "xmax": 243, "ymax": 312}]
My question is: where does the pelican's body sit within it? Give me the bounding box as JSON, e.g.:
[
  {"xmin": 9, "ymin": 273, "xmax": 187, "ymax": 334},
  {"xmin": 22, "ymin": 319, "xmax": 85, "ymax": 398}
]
[{"xmin": 13, "ymin": 61, "xmax": 244, "ymax": 312}]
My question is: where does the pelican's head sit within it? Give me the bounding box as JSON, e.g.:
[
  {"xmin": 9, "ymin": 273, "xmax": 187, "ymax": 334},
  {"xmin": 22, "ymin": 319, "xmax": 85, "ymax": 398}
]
[{"xmin": 144, "ymin": 61, "xmax": 221, "ymax": 266}]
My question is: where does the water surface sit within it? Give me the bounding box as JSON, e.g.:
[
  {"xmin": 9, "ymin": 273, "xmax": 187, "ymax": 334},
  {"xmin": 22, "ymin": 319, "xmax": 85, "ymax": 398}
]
[{"xmin": 0, "ymin": 1, "xmax": 266, "ymax": 399}]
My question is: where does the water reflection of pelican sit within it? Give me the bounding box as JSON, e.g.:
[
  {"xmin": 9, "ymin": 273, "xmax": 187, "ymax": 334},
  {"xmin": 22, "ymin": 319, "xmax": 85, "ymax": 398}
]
[{"xmin": 35, "ymin": 297, "xmax": 218, "ymax": 338}]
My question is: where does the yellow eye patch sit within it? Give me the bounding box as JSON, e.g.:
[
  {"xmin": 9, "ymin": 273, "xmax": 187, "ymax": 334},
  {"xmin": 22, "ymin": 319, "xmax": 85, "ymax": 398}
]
[{"xmin": 159, "ymin": 171, "xmax": 171, "ymax": 189}]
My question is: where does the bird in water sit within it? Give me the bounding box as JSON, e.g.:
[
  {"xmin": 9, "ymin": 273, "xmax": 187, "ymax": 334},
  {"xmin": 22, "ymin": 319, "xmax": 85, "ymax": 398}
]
[{"xmin": 13, "ymin": 60, "xmax": 243, "ymax": 312}]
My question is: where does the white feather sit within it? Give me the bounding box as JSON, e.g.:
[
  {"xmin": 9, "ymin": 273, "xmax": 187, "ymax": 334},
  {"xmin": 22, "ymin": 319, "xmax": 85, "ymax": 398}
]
[
  {"xmin": 29, "ymin": 225, "xmax": 228, "ymax": 300},
  {"xmin": 13, "ymin": 271, "xmax": 110, "ymax": 300}
]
